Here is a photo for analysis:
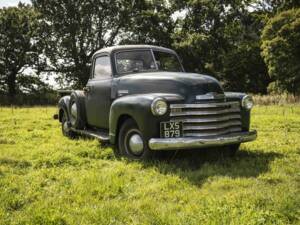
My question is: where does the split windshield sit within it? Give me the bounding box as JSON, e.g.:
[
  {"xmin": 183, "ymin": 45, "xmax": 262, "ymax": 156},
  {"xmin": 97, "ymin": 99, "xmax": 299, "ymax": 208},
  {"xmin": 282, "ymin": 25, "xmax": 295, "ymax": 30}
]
[{"xmin": 115, "ymin": 50, "xmax": 183, "ymax": 74}]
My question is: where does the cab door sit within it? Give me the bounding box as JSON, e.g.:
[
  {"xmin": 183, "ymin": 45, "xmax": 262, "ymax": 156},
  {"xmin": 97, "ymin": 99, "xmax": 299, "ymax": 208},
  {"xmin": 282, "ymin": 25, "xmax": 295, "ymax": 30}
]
[{"xmin": 85, "ymin": 54, "xmax": 112, "ymax": 129}]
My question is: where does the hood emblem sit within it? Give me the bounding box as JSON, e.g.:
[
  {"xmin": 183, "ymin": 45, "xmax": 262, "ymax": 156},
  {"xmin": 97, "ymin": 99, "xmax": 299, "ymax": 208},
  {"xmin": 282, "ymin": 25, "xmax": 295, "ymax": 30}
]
[
  {"xmin": 118, "ymin": 90, "xmax": 129, "ymax": 97},
  {"xmin": 196, "ymin": 92, "xmax": 225, "ymax": 100}
]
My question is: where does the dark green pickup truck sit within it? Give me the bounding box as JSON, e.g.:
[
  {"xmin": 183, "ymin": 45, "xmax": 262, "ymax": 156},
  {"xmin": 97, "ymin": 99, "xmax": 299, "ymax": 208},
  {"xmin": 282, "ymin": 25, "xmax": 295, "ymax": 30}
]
[{"xmin": 55, "ymin": 45, "xmax": 257, "ymax": 160}]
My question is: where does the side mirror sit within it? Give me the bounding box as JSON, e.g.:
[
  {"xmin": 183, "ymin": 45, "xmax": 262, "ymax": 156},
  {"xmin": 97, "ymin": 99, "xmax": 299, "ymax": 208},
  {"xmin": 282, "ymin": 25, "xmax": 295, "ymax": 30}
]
[{"xmin": 83, "ymin": 86, "xmax": 91, "ymax": 93}]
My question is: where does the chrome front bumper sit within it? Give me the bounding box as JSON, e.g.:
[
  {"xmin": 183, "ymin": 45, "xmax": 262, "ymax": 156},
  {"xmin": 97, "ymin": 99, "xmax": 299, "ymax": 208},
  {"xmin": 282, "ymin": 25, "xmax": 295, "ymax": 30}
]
[{"xmin": 148, "ymin": 130, "xmax": 257, "ymax": 151}]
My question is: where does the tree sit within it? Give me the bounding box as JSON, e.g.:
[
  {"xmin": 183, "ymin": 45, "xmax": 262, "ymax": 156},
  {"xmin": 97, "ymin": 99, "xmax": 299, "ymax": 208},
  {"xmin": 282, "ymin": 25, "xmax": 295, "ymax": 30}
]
[
  {"xmin": 0, "ymin": 4, "xmax": 40, "ymax": 99},
  {"xmin": 171, "ymin": 0, "xmax": 270, "ymax": 93},
  {"xmin": 119, "ymin": 0, "xmax": 175, "ymax": 48},
  {"xmin": 219, "ymin": 10, "xmax": 271, "ymax": 93},
  {"xmin": 221, "ymin": 40, "xmax": 270, "ymax": 93},
  {"xmin": 32, "ymin": 0, "xmax": 136, "ymax": 88},
  {"xmin": 261, "ymin": 8, "xmax": 300, "ymax": 94},
  {"xmin": 255, "ymin": 0, "xmax": 300, "ymax": 14}
]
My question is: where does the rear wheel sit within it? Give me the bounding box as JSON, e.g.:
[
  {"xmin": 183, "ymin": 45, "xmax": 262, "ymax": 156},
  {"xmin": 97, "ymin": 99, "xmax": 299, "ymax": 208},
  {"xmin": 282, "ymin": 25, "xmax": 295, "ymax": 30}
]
[
  {"xmin": 118, "ymin": 119, "xmax": 153, "ymax": 160},
  {"xmin": 69, "ymin": 91, "xmax": 86, "ymax": 129}
]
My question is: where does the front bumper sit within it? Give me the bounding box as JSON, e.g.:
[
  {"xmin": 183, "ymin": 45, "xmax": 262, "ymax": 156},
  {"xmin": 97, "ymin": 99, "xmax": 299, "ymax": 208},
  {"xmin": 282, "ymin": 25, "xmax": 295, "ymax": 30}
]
[{"xmin": 148, "ymin": 130, "xmax": 257, "ymax": 151}]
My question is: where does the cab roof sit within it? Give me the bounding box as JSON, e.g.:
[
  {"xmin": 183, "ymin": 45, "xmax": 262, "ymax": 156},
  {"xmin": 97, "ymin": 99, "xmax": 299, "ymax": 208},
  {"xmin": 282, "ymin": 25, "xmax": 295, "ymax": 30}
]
[{"xmin": 93, "ymin": 45, "xmax": 177, "ymax": 57}]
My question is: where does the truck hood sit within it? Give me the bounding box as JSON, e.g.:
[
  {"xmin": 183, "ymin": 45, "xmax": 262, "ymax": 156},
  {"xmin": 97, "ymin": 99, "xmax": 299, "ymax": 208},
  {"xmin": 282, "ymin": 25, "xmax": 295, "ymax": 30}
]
[{"xmin": 115, "ymin": 72, "xmax": 224, "ymax": 102}]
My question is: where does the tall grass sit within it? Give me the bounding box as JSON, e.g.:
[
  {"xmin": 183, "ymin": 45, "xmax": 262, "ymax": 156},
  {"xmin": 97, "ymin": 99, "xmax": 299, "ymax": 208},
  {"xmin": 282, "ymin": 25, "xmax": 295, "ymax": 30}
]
[{"xmin": 253, "ymin": 94, "xmax": 300, "ymax": 105}]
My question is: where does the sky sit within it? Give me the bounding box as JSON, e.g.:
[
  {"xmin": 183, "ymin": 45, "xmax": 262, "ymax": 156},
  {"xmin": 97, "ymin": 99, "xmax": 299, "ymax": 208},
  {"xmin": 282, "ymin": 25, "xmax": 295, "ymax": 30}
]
[{"xmin": 0, "ymin": 0, "xmax": 31, "ymax": 8}]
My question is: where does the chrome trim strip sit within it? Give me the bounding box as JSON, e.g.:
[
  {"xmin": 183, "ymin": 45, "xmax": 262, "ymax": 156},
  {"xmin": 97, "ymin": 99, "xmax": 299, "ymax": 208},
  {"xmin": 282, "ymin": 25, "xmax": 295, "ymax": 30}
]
[
  {"xmin": 70, "ymin": 128, "xmax": 109, "ymax": 141},
  {"xmin": 170, "ymin": 108, "xmax": 240, "ymax": 116},
  {"xmin": 170, "ymin": 101, "xmax": 240, "ymax": 109},
  {"xmin": 183, "ymin": 121, "xmax": 242, "ymax": 131},
  {"xmin": 148, "ymin": 130, "xmax": 257, "ymax": 150}
]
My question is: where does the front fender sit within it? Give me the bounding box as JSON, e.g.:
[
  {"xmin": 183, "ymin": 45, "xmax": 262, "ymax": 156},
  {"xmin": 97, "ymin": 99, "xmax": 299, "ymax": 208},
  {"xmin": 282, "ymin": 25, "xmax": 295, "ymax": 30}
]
[
  {"xmin": 109, "ymin": 93, "xmax": 184, "ymax": 144},
  {"xmin": 225, "ymin": 92, "xmax": 251, "ymax": 131},
  {"xmin": 58, "ymin": 95, "xmax": 70, "ymax": 122}
]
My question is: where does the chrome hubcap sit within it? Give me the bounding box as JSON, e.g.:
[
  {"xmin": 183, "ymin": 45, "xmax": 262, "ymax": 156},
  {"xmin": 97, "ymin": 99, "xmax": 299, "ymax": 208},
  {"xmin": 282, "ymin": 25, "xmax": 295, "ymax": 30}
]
[
  {"xmin": 128, "ymin": 133, "xmax": 144, "ymax": 155},
  {"xmin": 70, "ymin": 103, "xmax": 77, "ymax": 125},
  {"xmin": 71, "ymin": 103, "xmax": 77, "ymax": 119}
]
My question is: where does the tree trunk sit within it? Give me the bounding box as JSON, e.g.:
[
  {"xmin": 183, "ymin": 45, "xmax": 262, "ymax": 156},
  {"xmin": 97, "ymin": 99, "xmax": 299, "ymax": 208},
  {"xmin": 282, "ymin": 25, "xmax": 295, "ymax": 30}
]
[
  {"xmin": 76, "ymin": 64, "xmax": 90, "ymax": 88},
  {"xmin": 7, "ymin": 71, "xmax": 17, "ymax": 103}
]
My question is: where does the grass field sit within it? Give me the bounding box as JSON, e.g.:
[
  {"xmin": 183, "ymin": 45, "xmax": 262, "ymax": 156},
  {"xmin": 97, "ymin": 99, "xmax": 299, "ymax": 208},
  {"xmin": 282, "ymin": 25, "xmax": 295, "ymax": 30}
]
[{"xmin": 0, "ymin": 106, "xmax": 299, "ymax": 225}]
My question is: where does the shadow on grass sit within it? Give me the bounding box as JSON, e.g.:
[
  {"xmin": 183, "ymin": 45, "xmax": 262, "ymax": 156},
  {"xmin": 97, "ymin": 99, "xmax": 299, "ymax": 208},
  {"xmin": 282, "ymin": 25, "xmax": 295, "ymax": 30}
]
[
  {"xmin": 141, "ymin": 148, "xmax": 283, "ymax": 186},
  {"xmin": 0, "ymin": 158, "xmax": 32, "ymax": 169}
]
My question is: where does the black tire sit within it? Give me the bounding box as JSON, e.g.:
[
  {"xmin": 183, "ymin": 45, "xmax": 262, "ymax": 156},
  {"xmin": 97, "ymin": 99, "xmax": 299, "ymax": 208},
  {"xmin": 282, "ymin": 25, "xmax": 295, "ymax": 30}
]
[
  {"xmin": 69, "ymin": 91, "xmax": 86, "ymax": 129},
  {"xmin": 117, "ymin": 119, "xmax": 153, "ymax": 160},
  {"xmin": 61, "ymin": 111, "xmax": 77, "ymax": 138},
  {"xmin": 225, "ymin": 144, "xmax": 240, "ymax": 157}
]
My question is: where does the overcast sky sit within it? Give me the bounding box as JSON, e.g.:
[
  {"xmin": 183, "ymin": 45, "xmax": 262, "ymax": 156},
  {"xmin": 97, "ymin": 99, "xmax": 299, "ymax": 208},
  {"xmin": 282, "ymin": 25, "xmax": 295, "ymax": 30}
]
[{"xmin": 0, "ymin": 0, "xmax": 31, "ymax": 8}]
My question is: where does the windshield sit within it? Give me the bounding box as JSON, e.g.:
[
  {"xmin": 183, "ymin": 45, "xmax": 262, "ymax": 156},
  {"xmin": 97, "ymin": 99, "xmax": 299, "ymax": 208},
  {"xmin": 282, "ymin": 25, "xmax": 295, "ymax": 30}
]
[{"xmin": 115, "ymin": 49, "xmax": 183, "ymax": 74}]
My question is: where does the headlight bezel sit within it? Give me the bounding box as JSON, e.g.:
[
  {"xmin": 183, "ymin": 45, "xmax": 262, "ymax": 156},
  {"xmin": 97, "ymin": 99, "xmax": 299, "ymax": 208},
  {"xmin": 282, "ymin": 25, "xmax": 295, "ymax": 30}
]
[
  {"xmin": 242, "ymin": 95, "xmax": 254, "ymax": 110},
  {"xmin": 151, "ymin": 98, "xmax": 168, "ymax": 116}
]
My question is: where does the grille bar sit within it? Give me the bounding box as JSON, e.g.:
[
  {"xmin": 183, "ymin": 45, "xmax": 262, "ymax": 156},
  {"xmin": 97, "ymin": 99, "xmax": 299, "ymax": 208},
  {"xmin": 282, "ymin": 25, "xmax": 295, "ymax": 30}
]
[
  {"xmin": 184, "ymin": 127, "xmax": 242, "ymax": 137},
  {"xmin": 170, "ymin": 102, "xmax": 240, "ymax": 109},
  {"xmin": 170, "ymin": 101, "xmax": 242, "ymax": 138},
  {"xmin": 183, "ymin": 120, "xmax": 242, "ymax": 131},
  {"xmin": 171, "ymin": 114, "xmax": 241, "ymax": 123},
  {"xmin": 170, "ymin": 107, "xmax": 240, "ymax": 116}
]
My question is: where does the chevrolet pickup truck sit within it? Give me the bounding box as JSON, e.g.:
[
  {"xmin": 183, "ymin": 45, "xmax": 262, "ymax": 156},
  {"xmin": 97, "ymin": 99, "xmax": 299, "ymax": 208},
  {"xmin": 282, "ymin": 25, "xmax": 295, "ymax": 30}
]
[{"xmin": 55, "ymin": 45, "xmax": 257, "ymax": 160}]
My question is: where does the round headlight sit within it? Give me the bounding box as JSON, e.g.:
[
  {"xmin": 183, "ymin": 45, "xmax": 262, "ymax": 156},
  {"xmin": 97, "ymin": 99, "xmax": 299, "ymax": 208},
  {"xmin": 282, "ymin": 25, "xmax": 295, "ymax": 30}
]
[
  {"xmin": 242, "ymin": 95, "xmax": 254, "ymax": 110},
  {"xmin": 151, "ymin": 98, "xmax": 167, "ymax": 116}
]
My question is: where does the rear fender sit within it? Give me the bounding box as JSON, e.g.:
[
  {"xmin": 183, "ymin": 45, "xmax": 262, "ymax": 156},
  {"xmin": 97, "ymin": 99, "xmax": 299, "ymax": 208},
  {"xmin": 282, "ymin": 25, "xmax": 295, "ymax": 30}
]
[{"xmin": 58, "ymin": 95, "xmax": 71, "ymax": 122}]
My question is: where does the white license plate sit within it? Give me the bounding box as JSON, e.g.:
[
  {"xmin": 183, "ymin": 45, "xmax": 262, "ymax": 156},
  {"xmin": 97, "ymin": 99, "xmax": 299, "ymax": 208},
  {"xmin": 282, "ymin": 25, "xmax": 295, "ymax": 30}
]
[{"xmin": 160, "ymin": 121, "xmax": 182, "ymax": 138}]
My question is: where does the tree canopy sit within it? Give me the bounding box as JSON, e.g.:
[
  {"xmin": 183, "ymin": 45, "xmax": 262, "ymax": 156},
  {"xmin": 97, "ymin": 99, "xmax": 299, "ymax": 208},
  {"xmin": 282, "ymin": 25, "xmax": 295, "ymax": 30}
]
[
  {"xmin": 0, "ymin": 4, "xmax": 42, "ymax": 99},
  {"xmin": 261, "ymin": 8, "xmax": 300, "ymax": 94},
  {"xmin": 31, "ymin": 0, "xmax": 137, "ymax": 87},
  {"xmin": 0, "ymin": 0, "xmax": 300, "ymax": 103},
  {"xmin": 171, "ymin": 0, "xmax": 271, "ymax": 93}
]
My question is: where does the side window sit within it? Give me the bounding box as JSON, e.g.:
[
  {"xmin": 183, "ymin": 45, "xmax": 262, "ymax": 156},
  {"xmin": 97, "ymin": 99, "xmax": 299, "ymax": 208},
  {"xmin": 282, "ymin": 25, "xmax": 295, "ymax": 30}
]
[
  {"xmin": 153, "ymin": 51, "xmax": 183, "ymax": 72},
  {"xmin": 93, "ymin": 56, "xmax": 112, "ymax": 78}
]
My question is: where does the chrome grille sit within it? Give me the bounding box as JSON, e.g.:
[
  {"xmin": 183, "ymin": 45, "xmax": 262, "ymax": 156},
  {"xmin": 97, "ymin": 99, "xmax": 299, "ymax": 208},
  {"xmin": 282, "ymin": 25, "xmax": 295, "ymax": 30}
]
[{"xmin": 170, "ymin": 101, "xmax": 242, "ymax": 137}]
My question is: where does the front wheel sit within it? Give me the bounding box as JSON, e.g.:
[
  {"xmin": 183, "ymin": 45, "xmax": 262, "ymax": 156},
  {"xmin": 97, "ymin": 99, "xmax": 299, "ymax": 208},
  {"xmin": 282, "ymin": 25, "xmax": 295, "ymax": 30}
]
[{"xmin": 117, "ymin": 119, "xmax": 153, "ymax": 160}]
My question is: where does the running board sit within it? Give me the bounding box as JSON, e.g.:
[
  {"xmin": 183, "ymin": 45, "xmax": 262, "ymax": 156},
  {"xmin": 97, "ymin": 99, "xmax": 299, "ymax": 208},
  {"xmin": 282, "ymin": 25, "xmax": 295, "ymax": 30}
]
[{"xmin": 70, "ymin": 128, "xmax": 110, "ymax": 142}]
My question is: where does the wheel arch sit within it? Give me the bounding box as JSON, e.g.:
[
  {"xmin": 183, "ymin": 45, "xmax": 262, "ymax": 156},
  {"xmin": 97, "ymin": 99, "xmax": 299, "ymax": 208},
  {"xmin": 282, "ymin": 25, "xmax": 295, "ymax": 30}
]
[
  {"xmin": 114, "ymin": 114, "xmax": 135, "ymax": 145},
  {"xmin": 58, "ymin": 108, "xmax": 64, "ymax": 122},
  {"xmin": 58, "ymin": 95, "xmax": 71, "ymax": 122},
  {"xmin": 69, "ymin": 90, "xmax": 87, "ymax": 129},
  {"xmin": 109, "ymin": 94, "xmax": 170, "ymax": 145}
]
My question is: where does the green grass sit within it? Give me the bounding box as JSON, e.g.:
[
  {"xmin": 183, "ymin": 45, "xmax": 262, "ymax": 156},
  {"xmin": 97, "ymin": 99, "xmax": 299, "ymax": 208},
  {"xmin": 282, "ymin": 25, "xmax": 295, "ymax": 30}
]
[{"xmin": 0, "ymin": 106, "xmax": 299, "ymax": 225}]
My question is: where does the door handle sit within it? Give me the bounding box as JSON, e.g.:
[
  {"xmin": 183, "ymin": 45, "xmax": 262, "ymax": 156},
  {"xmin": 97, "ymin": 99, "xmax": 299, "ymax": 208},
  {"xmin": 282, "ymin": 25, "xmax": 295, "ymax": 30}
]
[{"xmin": 83, "ymin": 86, "xmax": 91, "ymax": 93}]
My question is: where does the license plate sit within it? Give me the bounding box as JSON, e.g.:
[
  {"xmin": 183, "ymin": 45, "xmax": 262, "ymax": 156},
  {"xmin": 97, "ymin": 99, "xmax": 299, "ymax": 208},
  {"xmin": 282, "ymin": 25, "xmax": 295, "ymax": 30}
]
[{"xmin": 160, "ymin": 121, "xmax": 182, "ymax": 138}]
